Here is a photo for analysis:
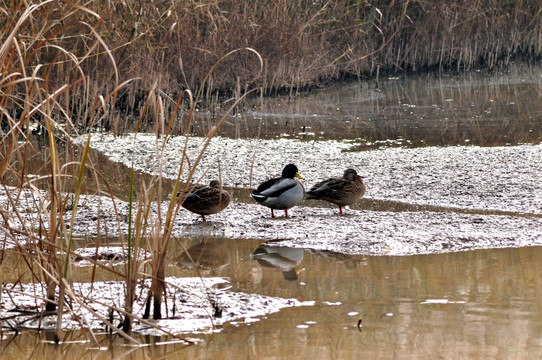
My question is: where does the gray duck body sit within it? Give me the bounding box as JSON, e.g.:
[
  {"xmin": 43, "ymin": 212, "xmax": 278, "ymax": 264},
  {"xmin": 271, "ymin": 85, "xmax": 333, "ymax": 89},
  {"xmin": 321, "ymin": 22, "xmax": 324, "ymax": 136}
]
[{"xmin": 252, "ymin": 164, "xmax": 305, "ymax": 217}]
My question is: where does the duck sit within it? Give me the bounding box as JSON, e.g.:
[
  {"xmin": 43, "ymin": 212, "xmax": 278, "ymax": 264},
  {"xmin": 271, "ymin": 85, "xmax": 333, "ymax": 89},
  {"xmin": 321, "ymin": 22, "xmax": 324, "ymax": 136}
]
[
  {"xmin": 175, "ymin": 239, "xmax": 231, "ymax": 271},
  {"xmin": 252, "ymin": 164, "xmax": 305, "ymax": 218},
  {"xmin": 180, "ymin": 180, "xmax": 230, "ymax": 221},
  {"xmin": 306, "ymin": 168, "xmax": 366, "ymax": 215}
]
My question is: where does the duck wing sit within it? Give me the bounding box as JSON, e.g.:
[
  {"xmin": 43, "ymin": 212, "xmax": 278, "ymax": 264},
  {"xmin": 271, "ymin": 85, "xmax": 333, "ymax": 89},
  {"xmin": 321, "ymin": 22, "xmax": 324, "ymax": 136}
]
[
  {"xmin": 307, "ymin": 178, "xmax": 347, "ymax": 197},
  {"xmin": 253, "ymin": 177, "xmax": 298, "ymax": 200},
  {"xmin": 182, "ymin": 192, "xmax": 202, "ymax": 208},
  {"xmin": 182, "ymin": 185, "xmax": 230, "ymax": 215},
  {"xmin": 178, "ymin": 183, "xmax": 207, "ymax": 199}
]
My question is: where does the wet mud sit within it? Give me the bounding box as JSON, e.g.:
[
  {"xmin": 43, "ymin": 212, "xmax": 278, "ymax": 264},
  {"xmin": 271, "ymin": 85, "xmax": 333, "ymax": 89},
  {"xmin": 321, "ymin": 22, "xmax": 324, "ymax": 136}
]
[
  {"xmin": 65, "ymin": 134, "xmax": 542, "ymax": 256},
  {"xmin": 0, "ymin": 276, "xmax": 310, "ymax": 334}
]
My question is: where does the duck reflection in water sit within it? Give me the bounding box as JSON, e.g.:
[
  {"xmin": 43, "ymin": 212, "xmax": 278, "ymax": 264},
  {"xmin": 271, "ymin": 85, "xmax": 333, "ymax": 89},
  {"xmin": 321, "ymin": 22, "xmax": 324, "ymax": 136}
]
[
  {"xmin": 175, "ymin": 239, "xmax": 231, "ymax": 273},
  {"xmin": 251, "ymin": 244, "xmax": 305, "ymax": 281}
]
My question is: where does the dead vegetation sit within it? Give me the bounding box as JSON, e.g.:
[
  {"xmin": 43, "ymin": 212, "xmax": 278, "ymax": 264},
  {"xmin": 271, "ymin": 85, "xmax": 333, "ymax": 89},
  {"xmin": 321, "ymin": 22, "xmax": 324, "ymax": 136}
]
[
  {"xmin": 0, "ymin": 1, "xmax": 262, "ymax": 342},
  {"xmin": 1, "ymin": 1, "xmax": 540, "ymax": 129},
  {"xmin": 0, "ymin": 0, "xmax": 541, "ymax": 342}
]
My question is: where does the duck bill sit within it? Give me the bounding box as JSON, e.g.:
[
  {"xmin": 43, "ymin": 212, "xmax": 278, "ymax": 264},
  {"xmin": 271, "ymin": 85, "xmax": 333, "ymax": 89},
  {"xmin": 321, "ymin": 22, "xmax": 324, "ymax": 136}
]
[{"xmin": 295, "ymin": 172, "xmax": 304, "ymax": 180}]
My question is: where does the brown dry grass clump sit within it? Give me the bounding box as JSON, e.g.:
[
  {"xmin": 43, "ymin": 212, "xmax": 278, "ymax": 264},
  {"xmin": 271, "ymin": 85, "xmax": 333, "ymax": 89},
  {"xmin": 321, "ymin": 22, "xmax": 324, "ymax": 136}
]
[
  {"xmin": 1, "ymin": 0, "xmax": 541, "ymax": 126},
  {"xmin": 0, "ymin": 1, "xmax": 264, "ymax": 339}
]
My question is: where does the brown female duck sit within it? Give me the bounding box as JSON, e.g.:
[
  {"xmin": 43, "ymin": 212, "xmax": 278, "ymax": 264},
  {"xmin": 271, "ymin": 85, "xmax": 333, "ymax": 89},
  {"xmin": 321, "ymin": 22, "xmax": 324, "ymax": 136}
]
[
  {"xmin": 306, "ymin": 169, "xmax": 366, "ymax": 215},
  {"xmin": 181, "ymin": 180, "xmax": 230, "ymax": 221}
]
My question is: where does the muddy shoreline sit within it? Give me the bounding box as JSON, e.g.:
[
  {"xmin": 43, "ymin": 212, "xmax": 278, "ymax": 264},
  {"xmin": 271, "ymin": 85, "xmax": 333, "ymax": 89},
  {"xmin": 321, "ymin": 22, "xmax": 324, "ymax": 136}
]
[{"xmin": 6, "ymin": 131, "xmax": 542, "ymax": 257}]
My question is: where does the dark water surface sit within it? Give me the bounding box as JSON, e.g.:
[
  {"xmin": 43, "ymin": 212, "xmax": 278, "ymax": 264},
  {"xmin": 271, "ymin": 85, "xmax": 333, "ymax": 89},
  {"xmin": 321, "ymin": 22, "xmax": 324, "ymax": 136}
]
[
  {"xmin": 194, "ymin": 63, "xmax": 542, "ymax": 147},
  {"xmin": 2, "ymin": 64, "xmax": 542, "ymax": 358}
]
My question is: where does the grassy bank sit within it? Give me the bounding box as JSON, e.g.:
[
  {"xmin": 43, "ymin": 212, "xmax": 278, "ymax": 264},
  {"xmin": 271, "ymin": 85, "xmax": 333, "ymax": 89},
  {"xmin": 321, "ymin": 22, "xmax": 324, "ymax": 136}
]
[{"xmin": 1, "ymin": 0, "xmax": 541, "ymax": 122}]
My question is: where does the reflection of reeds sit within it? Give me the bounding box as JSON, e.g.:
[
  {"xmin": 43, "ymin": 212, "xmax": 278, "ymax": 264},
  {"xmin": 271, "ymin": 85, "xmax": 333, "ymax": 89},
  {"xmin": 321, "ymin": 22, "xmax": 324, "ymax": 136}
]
[{"xmin": 214, "ymin": 66, "xmax": 541, "ymax": 146}]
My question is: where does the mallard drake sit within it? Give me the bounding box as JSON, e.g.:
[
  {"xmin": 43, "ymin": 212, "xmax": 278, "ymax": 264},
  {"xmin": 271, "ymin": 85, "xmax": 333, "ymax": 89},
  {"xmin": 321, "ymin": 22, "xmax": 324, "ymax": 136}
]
[
  {"xmin": 181, "ymin": 180, "xmax": 230, "ymax": 221},
  {"xmin": 252, "ymin": 164, "xmax": 305, "ymax": 218},
  {"xmin": 306, "ymin": 168, "xmax": 366, "ymax": 215}
]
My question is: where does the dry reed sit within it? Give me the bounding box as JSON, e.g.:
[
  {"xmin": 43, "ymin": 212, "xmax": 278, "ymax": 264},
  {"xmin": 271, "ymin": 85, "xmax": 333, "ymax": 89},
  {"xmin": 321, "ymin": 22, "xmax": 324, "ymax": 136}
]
[
  {"xmin": 0, "ymin": 1, "xmax": 264, "ymax": 341},
  {"xmin": 1, "ymin": 0, "xmax": 540, "ymax": 132}
]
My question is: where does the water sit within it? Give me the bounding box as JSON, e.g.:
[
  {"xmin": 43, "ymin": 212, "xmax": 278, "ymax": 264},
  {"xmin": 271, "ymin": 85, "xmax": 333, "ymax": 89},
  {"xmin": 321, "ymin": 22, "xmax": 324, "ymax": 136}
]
[
  {"xmin": 180, "ymin": 241, "xmax": 542, "ymax": 359},
  {"xmin": 3, "ymin": 239, "xmax": 542, "ymax": 358},
  {"xmin": 196, "ymin": 64, "xmax": 542, "ymax": 146},
  {"xmin": 2, "ymin": 63, "xmax": 542, "ymax": 358}
]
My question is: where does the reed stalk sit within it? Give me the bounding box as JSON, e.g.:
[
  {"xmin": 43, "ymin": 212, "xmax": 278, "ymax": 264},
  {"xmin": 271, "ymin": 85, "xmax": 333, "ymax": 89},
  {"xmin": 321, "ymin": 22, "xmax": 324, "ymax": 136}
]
[
  {"xmin": 2, "ymin": 1, "xmax": 539, "ymax": 132},
  {"xmin": 1, "ymin": 1, "xmax": 143, "ymax": 341}
]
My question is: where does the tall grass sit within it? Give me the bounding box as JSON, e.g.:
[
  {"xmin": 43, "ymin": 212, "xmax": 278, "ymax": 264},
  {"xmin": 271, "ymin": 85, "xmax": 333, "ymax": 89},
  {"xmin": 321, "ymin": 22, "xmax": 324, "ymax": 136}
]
[
  {"xmin": 136, "ymin": 48, "xmax": 262, "ymax": 324},
  {"xmin": 0, "ymin": 1, "xmax": 263, "ymax": 342},
  {"xmin": 1, "ymin": 1, "xmax": 540, "ymax": 132},
  {"xmin": 0, "ymin": 0, "xmax": 134, "ymax": 342}
]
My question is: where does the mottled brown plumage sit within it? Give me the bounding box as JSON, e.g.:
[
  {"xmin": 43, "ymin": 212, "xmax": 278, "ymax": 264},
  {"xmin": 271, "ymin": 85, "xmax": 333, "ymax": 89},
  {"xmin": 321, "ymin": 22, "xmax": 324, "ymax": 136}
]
[
  {"xmin": 181, "ymin": 180, "xmax": 230, "ymax": 221},
  {"xmin": 306, "ymin": 169, "xmax": 366, "ymax": 215}
]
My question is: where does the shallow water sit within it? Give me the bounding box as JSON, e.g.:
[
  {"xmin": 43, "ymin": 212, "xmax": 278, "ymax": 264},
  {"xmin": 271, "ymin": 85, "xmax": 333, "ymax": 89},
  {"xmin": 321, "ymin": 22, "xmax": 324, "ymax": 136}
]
[
  {"xmin": 173, "ymin": 241, "xmax": 542, "ymax": 359},
  {"xmin": 194, "ymin": 63, "xmax": 542, "ymax": 146},
  {"xmin": 2, "ymin": 63, "xmax": 542, "ymax": 358},
  {"xmin": 3, "ymin": 239, "xmax": 542, "ymax": 358}
]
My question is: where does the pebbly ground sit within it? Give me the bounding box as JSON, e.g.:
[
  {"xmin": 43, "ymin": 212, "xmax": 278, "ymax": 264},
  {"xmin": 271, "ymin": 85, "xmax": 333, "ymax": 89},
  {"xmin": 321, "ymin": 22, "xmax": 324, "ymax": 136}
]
[
  {"xmin": 7, "ymin": 131, "xmax": 542, "ymax": 256},
  {"xmin": 74, "ymin": 134, "xmax": 542, "ymax": 215}
]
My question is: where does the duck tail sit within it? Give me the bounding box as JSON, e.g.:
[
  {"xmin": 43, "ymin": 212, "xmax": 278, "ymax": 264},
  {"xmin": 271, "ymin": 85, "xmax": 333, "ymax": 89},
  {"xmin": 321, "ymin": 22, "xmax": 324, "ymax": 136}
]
[{"xmin": 252, "ymin": 193, "xmax": 267, "ymax": 203}]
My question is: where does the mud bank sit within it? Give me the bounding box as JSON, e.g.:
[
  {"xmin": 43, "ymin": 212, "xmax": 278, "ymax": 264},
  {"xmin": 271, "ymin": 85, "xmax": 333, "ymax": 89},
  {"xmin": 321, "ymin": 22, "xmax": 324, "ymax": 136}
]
[
  {"xmin": 0, "ymin": 277, "xmax": 311, "ymax": 334},
  {"xmin": 3, "ymin": 186, "xmax": 541, "ymax": 256},
  {"xmin": 74, "ymin": 134, "xmax": 542, "ymax": 215}
]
